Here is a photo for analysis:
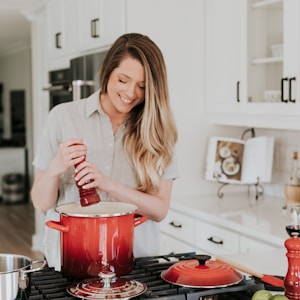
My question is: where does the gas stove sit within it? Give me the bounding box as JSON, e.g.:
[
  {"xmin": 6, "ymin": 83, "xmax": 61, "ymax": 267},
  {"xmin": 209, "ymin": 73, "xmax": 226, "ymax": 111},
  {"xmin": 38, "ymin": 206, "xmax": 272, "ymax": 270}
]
[{"xmin": 26, "ymin": 252, "xmax": 265, "ymax": 300}]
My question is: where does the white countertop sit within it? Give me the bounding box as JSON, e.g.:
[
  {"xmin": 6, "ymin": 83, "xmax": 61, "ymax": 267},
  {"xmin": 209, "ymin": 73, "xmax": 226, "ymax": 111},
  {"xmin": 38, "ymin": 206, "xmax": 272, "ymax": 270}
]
[
  {"xmin": 169, "ymin": 192, "xmax": 289, "ymax": 277},
  {"xmin": 170, "ymin": 192, "xmax": 287, "ymax": 247}
]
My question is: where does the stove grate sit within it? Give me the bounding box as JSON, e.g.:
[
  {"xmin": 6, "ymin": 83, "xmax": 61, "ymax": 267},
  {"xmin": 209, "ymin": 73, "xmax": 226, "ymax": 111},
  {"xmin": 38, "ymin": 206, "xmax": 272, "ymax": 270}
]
[{"xmin": 27, "ymin": 252, "xmax": 265, "ymax": 300}]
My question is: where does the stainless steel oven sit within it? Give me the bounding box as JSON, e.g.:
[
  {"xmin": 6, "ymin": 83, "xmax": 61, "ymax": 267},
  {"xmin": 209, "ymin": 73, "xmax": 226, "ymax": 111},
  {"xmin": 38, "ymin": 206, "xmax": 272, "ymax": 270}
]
[
  {"xmin": 44, "ymin": 68, "xmax": 72, "ymax": 110},
  {"xmin": 43, "ymin": 50, "xmax": 107, "ymax": 110}
]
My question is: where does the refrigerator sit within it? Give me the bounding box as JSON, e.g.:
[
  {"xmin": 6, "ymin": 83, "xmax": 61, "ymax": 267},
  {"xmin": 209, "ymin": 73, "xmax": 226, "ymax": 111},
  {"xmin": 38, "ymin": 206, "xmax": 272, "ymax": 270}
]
[{"xmin": 70, "ymin": 50, "xmax": 108, "ymax": 101}]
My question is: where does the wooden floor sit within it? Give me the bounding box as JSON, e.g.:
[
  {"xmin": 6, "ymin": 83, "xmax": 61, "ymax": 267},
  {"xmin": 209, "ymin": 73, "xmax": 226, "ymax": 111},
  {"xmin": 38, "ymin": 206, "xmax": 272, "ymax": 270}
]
[{"xmin": 0, "ymin": 200, "xmax": 44, "ymax": 260}]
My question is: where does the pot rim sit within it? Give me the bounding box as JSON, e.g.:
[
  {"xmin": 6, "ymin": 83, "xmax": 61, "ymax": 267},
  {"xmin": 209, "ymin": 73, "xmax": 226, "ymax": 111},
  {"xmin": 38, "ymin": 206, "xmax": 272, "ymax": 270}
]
[
  {"xmin": 0, "ymin": 253, "xmax": 32, "ymax": 274},
  {"xmin": 55, "ymin": 202, "xmax": 138, "ymax": 218}
]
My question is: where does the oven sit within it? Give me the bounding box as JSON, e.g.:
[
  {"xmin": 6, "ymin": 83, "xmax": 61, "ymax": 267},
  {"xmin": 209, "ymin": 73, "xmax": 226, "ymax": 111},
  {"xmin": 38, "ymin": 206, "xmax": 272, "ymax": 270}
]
[
  {"xmin": 43, "ymin": 50, "xmax": 107, "ymax": 110},
  {"xmin": 23, "ymin": 252, "xmax": 272, "ymax": 300},
  {"xmin": 43, "ymin": 68, "xmax": 72, "ymax": 110}
]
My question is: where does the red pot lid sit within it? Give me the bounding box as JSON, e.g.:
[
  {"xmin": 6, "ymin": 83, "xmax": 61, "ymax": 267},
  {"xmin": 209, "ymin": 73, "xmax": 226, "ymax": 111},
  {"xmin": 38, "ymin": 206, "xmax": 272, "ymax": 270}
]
[
  {"xmin": 67, "ymin": 271, "xmax": 147, "ymax": 299},
  {"xmin": 161, "ymin": 254, "xmax": 243, "ymax": 288}
]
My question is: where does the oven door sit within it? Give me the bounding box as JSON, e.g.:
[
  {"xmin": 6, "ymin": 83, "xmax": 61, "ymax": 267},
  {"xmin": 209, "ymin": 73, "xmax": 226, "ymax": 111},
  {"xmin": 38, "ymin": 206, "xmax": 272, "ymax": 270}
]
[{"xmin": 43, "ymin": 84, "xmax": 72, "ymax": 110}]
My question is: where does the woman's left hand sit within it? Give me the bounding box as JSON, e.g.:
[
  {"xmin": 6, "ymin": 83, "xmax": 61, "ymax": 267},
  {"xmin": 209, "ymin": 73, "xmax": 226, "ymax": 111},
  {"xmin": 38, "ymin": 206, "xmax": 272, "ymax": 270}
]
[{"xmin": 74, "ymin": 160, "xmax": 108, "ymax": 191}]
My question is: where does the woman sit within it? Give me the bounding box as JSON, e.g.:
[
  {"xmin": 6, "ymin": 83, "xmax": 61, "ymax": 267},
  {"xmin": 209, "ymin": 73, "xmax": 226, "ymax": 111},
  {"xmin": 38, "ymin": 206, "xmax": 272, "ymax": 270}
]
[{"xmin": 31, "ymin": 33, "xmax": 178, "ymax": 270}]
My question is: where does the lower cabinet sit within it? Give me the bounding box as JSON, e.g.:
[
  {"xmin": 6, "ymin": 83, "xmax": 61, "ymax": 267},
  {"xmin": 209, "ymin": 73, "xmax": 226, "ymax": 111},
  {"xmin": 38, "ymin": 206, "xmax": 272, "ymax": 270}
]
[
  {"xmin": 159, "ymin": 208, "xmax": 279, "ymax": 256},
  {"xmin": 239, "ymin": 236, "xmax": 279, "ymax": 253},
  {"xmin": 194, "ymin": 220, "xmax": 240, "ymax": 255}
]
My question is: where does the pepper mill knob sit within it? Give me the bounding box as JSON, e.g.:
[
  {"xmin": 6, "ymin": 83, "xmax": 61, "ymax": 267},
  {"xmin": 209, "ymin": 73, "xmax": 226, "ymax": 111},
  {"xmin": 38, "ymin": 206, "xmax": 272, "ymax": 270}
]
[{"xmin": 284, "ymin": 236, "xmax": 300, "ymax": 299}]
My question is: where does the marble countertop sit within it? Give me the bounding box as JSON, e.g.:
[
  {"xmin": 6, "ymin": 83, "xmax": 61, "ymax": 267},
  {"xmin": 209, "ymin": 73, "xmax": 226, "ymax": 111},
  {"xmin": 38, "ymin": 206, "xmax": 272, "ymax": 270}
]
[{"xmin": 170, "ymin": 192, "xmax": 287, "ymax": 247}]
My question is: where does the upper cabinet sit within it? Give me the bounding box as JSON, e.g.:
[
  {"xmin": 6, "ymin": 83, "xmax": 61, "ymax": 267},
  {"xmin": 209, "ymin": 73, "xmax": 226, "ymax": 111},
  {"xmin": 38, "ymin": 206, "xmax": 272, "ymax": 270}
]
[
  {"xmin": 205, "ymin": 0, "xmax": 247, "ymax": 114},
  {"xmin": 205, "ymin": 0, "xmax": 300, "ymax": 130},
  {"xmin": 46, "ymin": 0, "xmax": 77, "ymax": 59},
  {"xmin": 77, "ymin": 0, "xmax": 125, "ymax": 51},
  {"xmin": 46, "ymin": 0, "xmax": 125, "ymax": 69}
]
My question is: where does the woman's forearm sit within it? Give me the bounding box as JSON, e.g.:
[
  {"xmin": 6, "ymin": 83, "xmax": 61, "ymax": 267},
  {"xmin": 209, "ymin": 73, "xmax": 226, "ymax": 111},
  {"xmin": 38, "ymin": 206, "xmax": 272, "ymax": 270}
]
[
  {"xmin": 102, "ymin": 178, "xmax": 173, "ymax": 222},
  {"xmin": 30, "ymin": 165, "xmax": 61, "ymax": 213}
]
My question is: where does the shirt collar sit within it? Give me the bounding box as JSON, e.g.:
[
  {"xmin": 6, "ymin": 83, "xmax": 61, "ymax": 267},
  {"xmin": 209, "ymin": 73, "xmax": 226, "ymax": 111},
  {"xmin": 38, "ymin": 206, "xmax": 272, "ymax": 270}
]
[{"xmin": 85, "ymin": 89, "xmax": 106, "ymax": 117}]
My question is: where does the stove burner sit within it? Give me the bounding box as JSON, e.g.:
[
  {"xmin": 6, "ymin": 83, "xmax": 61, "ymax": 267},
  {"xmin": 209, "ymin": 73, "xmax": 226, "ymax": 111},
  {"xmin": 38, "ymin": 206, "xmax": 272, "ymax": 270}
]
[{"xmin": 27, "ymin": 252, "xmax": 264, "ymax": 300}]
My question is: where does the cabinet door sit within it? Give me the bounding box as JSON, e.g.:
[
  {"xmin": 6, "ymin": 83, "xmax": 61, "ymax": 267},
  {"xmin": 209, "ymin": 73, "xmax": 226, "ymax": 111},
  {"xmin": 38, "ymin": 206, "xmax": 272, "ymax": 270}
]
[
  {"xmin": 46, "ymin": 0, "xmax": 77, "ymax": 58},
  {"xmin": 205, "ymin": 0, "xmax": 247, "ymax": 114},
  {"xmin": 282, "ymin": 0, "xmax": 300, "ymax": 106},
  {"xmin": 77, "ymin": 0, "xmax": 125, "ymax": 52},
  {"xmin": 240, "ymin": 236, "xmax": 277, "ymax": 253}
]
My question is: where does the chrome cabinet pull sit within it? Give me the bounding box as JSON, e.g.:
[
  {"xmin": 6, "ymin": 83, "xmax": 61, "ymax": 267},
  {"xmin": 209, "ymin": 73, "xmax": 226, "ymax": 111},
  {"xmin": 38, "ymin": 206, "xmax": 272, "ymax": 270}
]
[
  {"xmin": 169, "ymin": 221, "xmax": 182, "ymax": 228},
  {"xmin": 207, "ymin": 236, "xmax": 223, "ymax": 245}
]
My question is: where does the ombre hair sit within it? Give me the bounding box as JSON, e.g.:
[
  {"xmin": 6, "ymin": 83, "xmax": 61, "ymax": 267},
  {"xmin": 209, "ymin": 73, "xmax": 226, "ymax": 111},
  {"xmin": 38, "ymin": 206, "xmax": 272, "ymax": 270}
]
[{"xmin": 100, "ymin": 33, "xmax": 178, "ymax": 193}]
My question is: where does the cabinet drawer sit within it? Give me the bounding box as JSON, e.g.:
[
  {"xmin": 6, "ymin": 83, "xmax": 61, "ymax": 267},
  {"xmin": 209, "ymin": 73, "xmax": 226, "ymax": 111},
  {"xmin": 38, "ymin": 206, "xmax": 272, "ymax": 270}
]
[
  {"xmin": 159, "ymin": 233, "xmax": 195, "ymax": 255},
  {"xmin": 240, "ymin": 236, "xmax": 277, "ymax": 253},
  {"xmin": 160, "ymin": 210, "xmax": 194, "ymax": 244},
  {"xmin": 195, "ymin": 220, "xmax": 239, "ymax": 254}
]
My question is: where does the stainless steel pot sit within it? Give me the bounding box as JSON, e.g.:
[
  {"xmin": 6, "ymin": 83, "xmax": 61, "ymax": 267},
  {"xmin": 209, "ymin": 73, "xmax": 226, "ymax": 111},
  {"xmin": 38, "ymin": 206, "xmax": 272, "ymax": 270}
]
[{"xmin": 0, "ymin": 254, "xmax": 46, "ymax": 300}]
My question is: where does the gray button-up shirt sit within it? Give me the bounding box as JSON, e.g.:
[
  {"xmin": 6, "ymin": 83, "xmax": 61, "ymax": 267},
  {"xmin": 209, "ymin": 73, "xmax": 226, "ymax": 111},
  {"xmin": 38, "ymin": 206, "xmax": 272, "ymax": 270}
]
[{"xmin": 33, "ymin": 90, "xmax": 179, "ymax": 270}]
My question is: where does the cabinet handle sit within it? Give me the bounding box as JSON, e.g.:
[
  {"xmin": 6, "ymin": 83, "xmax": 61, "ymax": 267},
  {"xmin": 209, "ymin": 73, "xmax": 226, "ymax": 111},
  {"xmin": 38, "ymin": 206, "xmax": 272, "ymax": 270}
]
[
  {"xmin": 207, "ymin": 236, "xmax": 223, "ymax": 245},
  {"xmin": 55, "ymin": 32, "xmax": 62, "ymax": 49},
  {"xmin": 289, "ymin": 77, "xmax": 296, "ymax": 103},
  {"xmin": 169, "ymin": 221, "xmax": 182, "ymax": 228},
  {"xmin": 281, "ymin": 77, "xmax": 289, "ymax": 103},
  {"xmin": 91, "ymin": 18, "xmax": 100, "ymax": 38},
  {"xmin": 236, "ymin": 81, "xmax": 240, "ymax": 102}
]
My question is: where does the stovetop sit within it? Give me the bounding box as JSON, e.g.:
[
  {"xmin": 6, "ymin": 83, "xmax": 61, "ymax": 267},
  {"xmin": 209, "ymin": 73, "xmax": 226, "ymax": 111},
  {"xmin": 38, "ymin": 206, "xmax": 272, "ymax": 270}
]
[{"xmin": 26, "ymin": 252, "xmax": 265, "ymax": 300}]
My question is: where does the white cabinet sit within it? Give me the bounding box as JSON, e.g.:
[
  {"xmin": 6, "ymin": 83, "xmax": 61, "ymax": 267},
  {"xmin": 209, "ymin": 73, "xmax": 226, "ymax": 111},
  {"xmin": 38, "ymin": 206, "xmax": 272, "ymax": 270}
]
[
  {"xmin": 195, "ymin": 220, "xmax": 240, "ymax": 255},
  {"xmin": 46, "ymin": 0, "xmax": 125, "ymax": 64},
  {"xmin": 205, "ymin": 0, "xmax": 300, "ymax": 130},
  {"xmin": 159, "ymin": 233, "xmax": 197, "ymax": 255},
  {"xmin": 159, "ymin": 206, "xmax": 279, "ymax": 256},
  {"xmin": 240, "ymin": 236, "xmax": 278, "ymax": 253},
  {"xmin": 204, "ymin": 0, "xmax": 247, "ymax": 114},
  {"xmin": 46, "ymin": 0, "xmax": 77, "ymax": 59},
  {"xmin": 160, "ymin": 210, "xmax": 195, "ymax": 246},
  {"xmin": 77, "ymin": 0, "xmax": 125, "ymax": 52}
]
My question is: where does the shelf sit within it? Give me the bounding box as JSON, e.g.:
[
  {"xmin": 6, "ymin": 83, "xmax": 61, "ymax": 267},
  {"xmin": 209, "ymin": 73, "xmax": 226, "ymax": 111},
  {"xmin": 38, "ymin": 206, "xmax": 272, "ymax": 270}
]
[
  {"xmin": 252, "ymin": 56, "xmax": 283, "ymax": 64},
  {"xmin": 252, "ymin": 0, "xmax": 282, "ymax": 9}
]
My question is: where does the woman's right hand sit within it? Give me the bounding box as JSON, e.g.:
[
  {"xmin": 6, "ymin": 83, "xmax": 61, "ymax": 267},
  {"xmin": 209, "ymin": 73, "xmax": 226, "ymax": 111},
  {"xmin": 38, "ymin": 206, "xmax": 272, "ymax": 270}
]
[{"xmin": 53, "ymin": 138, "xmax": 88, "ymax": 175}]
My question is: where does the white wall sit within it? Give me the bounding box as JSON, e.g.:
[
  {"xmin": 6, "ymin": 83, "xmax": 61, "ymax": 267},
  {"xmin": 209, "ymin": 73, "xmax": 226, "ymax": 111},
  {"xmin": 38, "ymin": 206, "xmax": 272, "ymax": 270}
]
[{"xmin": 126, "ymin": 0, "xmax": 245, "ymax": 198}]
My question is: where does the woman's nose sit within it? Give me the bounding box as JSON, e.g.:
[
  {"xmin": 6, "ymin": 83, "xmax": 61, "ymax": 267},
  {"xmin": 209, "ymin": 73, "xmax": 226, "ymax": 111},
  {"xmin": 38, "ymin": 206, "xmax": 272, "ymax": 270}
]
[{"xmin": 126, "ymin": 83, "xmax": 137, "ymax": 99}]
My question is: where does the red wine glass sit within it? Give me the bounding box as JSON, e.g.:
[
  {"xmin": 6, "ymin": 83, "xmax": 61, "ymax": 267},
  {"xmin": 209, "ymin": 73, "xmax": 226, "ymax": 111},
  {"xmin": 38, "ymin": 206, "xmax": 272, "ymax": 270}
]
[{"xmin": 286, "ymin": 203, "xmax": 300, "ymax": 237}]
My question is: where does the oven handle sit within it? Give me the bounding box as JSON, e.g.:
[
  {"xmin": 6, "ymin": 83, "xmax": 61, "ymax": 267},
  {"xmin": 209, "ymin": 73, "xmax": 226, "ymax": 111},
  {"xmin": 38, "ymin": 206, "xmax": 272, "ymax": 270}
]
[
  {"xmin": 43, "ymin": 84, "xmax": 72, "ymax": 92},
  {"xmin": 72, "ymin": 80, "xmax": 95, "ymax": 101}
]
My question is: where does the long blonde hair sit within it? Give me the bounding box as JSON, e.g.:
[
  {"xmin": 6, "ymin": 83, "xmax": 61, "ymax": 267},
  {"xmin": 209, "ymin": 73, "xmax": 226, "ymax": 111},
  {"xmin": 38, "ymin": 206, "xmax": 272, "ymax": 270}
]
[{"xmin": 100, "ymin": 33, "xmax": 178, "ymax": 193}]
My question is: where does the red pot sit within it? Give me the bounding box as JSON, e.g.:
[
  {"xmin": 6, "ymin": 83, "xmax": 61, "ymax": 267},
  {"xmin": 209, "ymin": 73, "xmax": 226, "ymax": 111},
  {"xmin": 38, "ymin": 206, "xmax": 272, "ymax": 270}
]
[{"xmin": 46, "ymin": 202, "xmax": 147, "ymax": 278}]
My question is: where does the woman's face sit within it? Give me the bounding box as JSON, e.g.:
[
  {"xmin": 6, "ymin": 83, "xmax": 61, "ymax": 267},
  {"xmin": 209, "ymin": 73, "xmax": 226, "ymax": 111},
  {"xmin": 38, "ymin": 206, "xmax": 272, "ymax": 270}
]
[{"xmin": 103, "ymin": 56, "xmax": 145, "ymax": 117}]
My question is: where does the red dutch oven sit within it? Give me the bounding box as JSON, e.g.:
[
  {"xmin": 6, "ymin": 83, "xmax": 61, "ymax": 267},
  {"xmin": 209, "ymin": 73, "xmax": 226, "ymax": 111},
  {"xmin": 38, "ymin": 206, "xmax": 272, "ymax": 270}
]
[{"xmin": 46, "ymin": 202, "xmax": 147, "ymax": 278}]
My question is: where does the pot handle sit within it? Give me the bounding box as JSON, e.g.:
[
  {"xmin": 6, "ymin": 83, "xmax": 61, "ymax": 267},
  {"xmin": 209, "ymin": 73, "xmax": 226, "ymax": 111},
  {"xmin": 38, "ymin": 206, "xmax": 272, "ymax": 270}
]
[
  {"xmin": 134, "ymin": 213, "xmax": 147, "ymax": 227},
  {"xmin": 45, "ymin": 220, "xmax": 69, "ymax": 232},
  {"xmin": 20, "ymin": 259, "xmax": 47, "ymax": 289}
]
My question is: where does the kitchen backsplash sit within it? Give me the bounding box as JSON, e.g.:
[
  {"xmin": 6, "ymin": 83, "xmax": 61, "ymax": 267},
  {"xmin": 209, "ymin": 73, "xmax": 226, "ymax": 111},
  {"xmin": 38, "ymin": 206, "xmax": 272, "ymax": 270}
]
[{"xmin": 253, "ymin": 128, "xmax": 300, "ymax": 199}]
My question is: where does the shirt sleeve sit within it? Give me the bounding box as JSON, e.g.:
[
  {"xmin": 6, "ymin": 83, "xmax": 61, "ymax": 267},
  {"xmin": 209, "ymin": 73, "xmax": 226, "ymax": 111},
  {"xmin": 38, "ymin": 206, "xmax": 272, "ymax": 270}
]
[
  {"xmin": 162, "ymin": 148, "xmax": 180, "ymax": 180},
  {"xmin": 32, "ymin": 106, "xmax": 63, "ymax": 171}
]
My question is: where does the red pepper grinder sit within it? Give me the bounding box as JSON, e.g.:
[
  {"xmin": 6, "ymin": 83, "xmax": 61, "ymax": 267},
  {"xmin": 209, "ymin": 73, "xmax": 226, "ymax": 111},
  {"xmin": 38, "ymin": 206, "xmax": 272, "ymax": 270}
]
[
  {"xmin": 285, "ymin": 236, "xmax": 300, "ymax": 299},
  {"xmin": 75, "ymin": 156, "xmax": 101, "ymax": 207}
]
